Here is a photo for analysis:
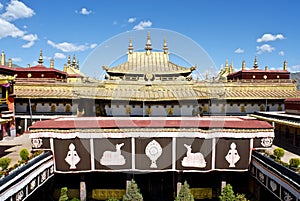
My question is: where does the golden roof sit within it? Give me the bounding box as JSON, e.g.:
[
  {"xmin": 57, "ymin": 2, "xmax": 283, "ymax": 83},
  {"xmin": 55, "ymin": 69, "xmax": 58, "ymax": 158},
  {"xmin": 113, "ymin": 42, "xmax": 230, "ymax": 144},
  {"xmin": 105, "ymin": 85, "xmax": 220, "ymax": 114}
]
[
  {"xmin": 106, "ymin": 52, "xmax": 192, "ymax": 75},
  {"xmin": 14, "ymin": 81, "xmax": 300, "ymax": 101}
]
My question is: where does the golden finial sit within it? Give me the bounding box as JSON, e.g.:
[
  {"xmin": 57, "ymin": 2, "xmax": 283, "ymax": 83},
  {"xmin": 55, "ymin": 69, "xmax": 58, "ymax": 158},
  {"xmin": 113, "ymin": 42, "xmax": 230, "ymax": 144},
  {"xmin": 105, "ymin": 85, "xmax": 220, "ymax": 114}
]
[
  {"xmin": 63, "ymin": 64, "xmax": 67, "ymax": 72},
  {"xmin": 1, "ymin": 51, "xmax": 5, "ymax": 66},
  {"xmin": 8, "ymin": 58, "xmax": 12, "ymax": 67},
  {"xmin": 67, "ymin": 55, "xmax": 71, "ymax": 66},
  {"xmin": 38, "ymin": 49, "xmax": 43, "ymax": 65},
  {"xmin": 128, "ymin": 37, "xmax": 134, "ymax": 54},
  {"xmin": 27, "ymin": 64, "xmax": 30, "ymax": 68},
  {"xmin": 283, "ymin": 60, "xmax": 287, "ymax": 70},
  {"xmin": 50, "ymin": 58, "xmax": 54, "ymax": 68},
  {"xmin": 72, "ymin": 54, "xmax": 76, "ymax": 67},
  {"xmin": 253, "ymin": 57, "xmax": 258, "ymax": 69},
  {"xmin": 225, "ymin": 59, "xmax": 229, "ymax": 71},
  {"xmin": 145, "ymin": 31, "xmax": 152, "ymax": 52},
  {"xmin": 163, "ymin": 38, "xmax": 168, "ymax": 54},
  {"xmin": 242, "ymin": 60, "xmax": 246, "ymax": 70},
  {"xmin": 265, "ymin": 66, "xmax": 268, "ymax": 71},
  {"xmin": 229, "ymin": 62, "xmax": 233, "ymax": 74}
]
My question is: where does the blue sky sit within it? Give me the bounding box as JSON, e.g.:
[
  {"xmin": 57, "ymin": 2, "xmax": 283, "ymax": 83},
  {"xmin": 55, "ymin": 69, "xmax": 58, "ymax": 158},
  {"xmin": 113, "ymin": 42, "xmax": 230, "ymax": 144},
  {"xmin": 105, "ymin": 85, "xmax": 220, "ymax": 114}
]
[{"xmin": 1, "ymin": 0, "xmax": 300, "ymax": 77}]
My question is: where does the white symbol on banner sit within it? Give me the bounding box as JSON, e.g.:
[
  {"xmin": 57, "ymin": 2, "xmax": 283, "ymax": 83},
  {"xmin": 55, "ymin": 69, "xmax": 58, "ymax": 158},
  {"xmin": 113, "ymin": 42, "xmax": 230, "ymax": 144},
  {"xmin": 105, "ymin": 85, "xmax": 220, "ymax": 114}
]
[
  {"xmin": 258, "ymin": 172, "xmax": 265, "ymax": 182},
  {"xmin": 16, "ymin": 190, "xmax": 24, "ymax": 201},
  {"xmin": 270, "ymin": 180, "xmax": 277, "ymax": 191},
  {"xmin": 100, "ymin": 143, "xmax": 126, "ymax": 166},
  {"xmin": 225, "ymin": 143, "xmax": 240, "ymax": 167},
  {"xmin": 65, "ymin": 143, "xmax": 80, "ymax": 169},
  {"xmin": 32, "ymin": 138, "xmax": 43, "ymax": 148},
  {"xmin": 182, "ymin": 144, "xmax": 206, "ymax": 168},
  {"xmin": 30, "ymin": 180, "xmax": 36, "ymax": 190},
  {"xmin": 145, "ymin": 140, "xmax": 162, "ymax": 168},
  {"xmin": 284, "ymin": 191, "xmax": 293, "ymax": 201},
  {"xmin": 261, "ymin": 137, "xmax": 273, "ymax": 147}
]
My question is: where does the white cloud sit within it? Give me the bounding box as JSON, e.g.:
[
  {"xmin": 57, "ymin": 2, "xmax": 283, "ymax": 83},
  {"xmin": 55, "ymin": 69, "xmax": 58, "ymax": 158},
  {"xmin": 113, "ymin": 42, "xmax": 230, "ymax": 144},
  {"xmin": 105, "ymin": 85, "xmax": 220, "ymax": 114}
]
[
  {"xmin": 54, "ymin": 53, "xmax": 66, "ymax": 59},
  {"xmin": 279, "ymin": 51, "xmax": 285, "ymax": 56},
  {"xmin": 47, "ymin": 40, "xmax": 95, "ymax": 52},
  {"xmin": 133, "ymin": 20, "xmax": 152, "ymax": 30},
  {"xmin": 0, "ymin": 3, "xmax": 3, "ymax": 10},
  {"xmin": 78, "ymin": 7, "xmax": 92, "ymax": 15},
  {"xmin": 234, "ymin": 48, "xmax": 244, "ymax": 54},
  {"xmin": 1, "ymin": 0, "xmax": 35, "ymax": 21},
  {"xmin": 0, "ymin": 18, "xmax": 24, "ymax": 38},
  {"xmin": 290, "ymin": 65, "xmax": 300, "ymax": 72},
  {"xmin": 22, "ymin": 34, "xmax": 38, "ymax": 48},
  {"xmin": 257, "ymin": 33, "xmax": 286, "ymax": 43},
  {"xmin": 256, "ymin": 44, "xmax": 275, "ymax": 54},
  {"xmin": 90, "ymin": 43, "xmax": 97, "ymax": 49},
  {"xmin": 11, "ymin": 57, "xmax": 22, "ymax": 62},
  {"xmin": 128, "ymin": 17, "xmax": 136, "ymax": 23}
]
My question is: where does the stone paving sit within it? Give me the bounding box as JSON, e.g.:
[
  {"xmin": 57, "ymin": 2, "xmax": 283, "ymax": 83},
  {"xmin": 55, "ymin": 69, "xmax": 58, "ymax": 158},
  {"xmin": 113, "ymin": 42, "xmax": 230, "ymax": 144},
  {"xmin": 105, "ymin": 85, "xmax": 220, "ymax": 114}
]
[{"xmin": 0, "ymin": 134, "xmax": 32, "ymax": 167}]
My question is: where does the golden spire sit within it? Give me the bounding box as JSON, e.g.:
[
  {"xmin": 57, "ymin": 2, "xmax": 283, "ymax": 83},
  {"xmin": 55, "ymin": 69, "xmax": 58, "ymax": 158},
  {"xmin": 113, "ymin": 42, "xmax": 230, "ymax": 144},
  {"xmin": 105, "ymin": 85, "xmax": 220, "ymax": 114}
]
[
  {"xmin": 63, "ymin": 64, "xmax": 67, "ymax": 72},
  {"xmin": 253, "ymin": 57, "xmax": 258, "ymax": 69},
  {"xmin": 163, "ymin": 38, "xmax": 168, "ymax": 54},
  {"xmin": 128, "ymin": 37, "xmax": 134, "ymax": 54},
  {"xmin": 38, "ymin": 49, "xmax": 43, "ymax": 65},
  {"xmin": 67, "ymin": 55, "xmax": 71, "ymax": 66},
  {"xmin": 265, "ymin": 65, "xmax": 269, "ymax": 71},
  {"xmin": 242, "ymin": 60, "xmax": 246, "ymax": 70},
  {"xmin": 229, "ymin": 62, "xmax": 233, "ymax": 74},
  {"xmin": 225, "ymin": 59, "xmax": 229, "ymax": 71},
  {"xmin": 72, "ymin": 54, "xmax": 76, "ymax": 67},
  {"xmin": 1, "ymin": 51, "xmax": 5, "ymax": 66},
  {"xmin": 145, "ymin": 31, "xmax": 152, "ymax": 52},
  {"xmin": 283, "ymin": 60, "xmax": 287, "ymax": 70},
  {"xmin": 8, "ymin": 58, "xmax": 12, "ymax": 67},
  {"xmin": 50, "ymin": 58, "xmax": 54, "ymax": 68}
]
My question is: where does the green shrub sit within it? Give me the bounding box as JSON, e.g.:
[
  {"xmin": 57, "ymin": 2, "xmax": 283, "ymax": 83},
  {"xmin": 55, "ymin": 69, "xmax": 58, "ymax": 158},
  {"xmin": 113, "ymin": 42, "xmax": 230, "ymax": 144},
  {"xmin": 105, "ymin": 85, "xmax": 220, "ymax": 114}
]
[
  {"xmin": 58, "ymin": 187, "xmax": 69, "ymax": 201},
  {"xmin": 289, "ymin": 158, "xmax": 300, "ymax": 169},
  {"xmin": 69, "ymin": 198, "xmax": 80, "ymax": 201},
  {"xmin": 19, "ymin": 148, "xmax": 30, "ymax": 161},
  {"xmin": 106, "ymin": 199, "xmax": 119, "ymax": 201},
  {"xmin": 123, "ymin": 179, "xmax": 143, "ymax": 201},
  {"xmin": 0, "ymin": 157, "xmax": 11, "ymax": 170},
  {"xmin": 219, "ymin": 184, "xmax": 235, "ymax": 201},
  {"xmin": 175, "ymin": 180, "xmax": 194, "ymax": 201},
  {"xmin": 273, "ymin": 148, "xmax": 284, "ymax": 160}
]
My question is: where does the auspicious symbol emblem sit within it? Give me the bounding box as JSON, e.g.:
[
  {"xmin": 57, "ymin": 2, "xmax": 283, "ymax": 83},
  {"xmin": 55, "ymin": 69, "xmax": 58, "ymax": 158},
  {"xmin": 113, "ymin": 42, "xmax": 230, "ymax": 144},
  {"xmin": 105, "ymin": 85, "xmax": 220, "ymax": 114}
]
[
  {"xmin": 145, "ymin": 140, "xmax": 162, "ymax": 168},
  {"xmin": 30, "ymin": 180, "xmax": 36, "ymax": 190},
  {"xmin": 32, "ymin": 138, "xmax": 43, "ymax": 148},
  {"xmin": 270, "ymin": 180, "xmax": 277, "ymax": 191},
  {"xmin": 100, "ymin": 143, "xmax": 126, "ymax": 166},
  {"xmin": 258, "ymin": 172, "xmax": 265, "ymax": 183},
  {"xmin": 16, "ymin": 190, "xmax": 24, "ymax": 201},
  {"xmin": 284, "ymin": 191, "xmax": 293, "ymax": 201},
  {"xmin": 40, "ymin": 170, "xmax": 47, "ymax": 183},
  {"xmin": 225, "ymin": 143, "xmax": 240, "ymax": 167},
  {"xmin": 65, "ymin": 143, "xmax": 80, "ymax": 169},
  {"xmin": 182, "ymin": 144, "xmax": 206, "ymax": 168},
  {"xmin": 261, "ymin": 137, "xmax": 273, "ymax": 147}
]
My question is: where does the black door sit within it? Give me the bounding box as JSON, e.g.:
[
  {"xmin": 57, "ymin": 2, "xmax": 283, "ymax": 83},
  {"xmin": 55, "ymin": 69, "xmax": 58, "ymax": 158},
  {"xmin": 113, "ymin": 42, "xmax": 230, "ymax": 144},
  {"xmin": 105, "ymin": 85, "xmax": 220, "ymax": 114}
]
[{"xmin": 135, "ymin": 172, "xmax": 174, "ymax": 201}]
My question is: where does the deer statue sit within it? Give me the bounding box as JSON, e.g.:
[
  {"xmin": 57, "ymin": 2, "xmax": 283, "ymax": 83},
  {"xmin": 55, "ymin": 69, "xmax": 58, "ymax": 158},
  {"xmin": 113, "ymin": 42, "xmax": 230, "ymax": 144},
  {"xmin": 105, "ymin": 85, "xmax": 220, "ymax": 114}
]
[
  {"xmin": 182, "ymin": 144, "xmax": 206, "ymax": 168},
  {"xmin": 100, "ymin": 143, "xmax": 125, "ymax": 166}
]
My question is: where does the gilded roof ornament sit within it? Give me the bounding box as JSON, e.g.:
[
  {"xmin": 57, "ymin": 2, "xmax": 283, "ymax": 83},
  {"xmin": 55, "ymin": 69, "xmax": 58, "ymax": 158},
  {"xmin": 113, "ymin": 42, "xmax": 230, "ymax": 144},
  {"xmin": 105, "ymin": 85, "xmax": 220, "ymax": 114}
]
[
  {"xmin": 163, "ymin": 38, "xmax": 168, "ymax": 54},
  {"xmin": 225, "ymin": 59, "xmax": 229, "ymax": 71},
  {"xmin": 38, "ymin": 49, "xmax": 43, "ymax": 65},
  {"xmin": 8, "ymin": 58, "xmax": 12, "ymax": 67},
  {"xmin": 50, "ymin": 58, "xmax": 54, "ymax": 68},
  {"xmin": 128, "ymin": 37, "xmax": 134, "ymax": 54},
  {"xmin": 1, "ymin": 51, "xmax": 5, "ymax": 66},
  {"xmin": 145, "ymin": 31, "xmax": 152, "ymax": 53},
  {"xmin": 72, "ymin": 54, "xmax": 77, "ymax": 67},
  {"xmin": 242, "ymin": 60, "xmax": 246, "ymax": 70},
  {"xmin": 67, "ymin": 55, "xmax": 71, "ymax": 66},
  {"xmin": 253, "ymin": 57, "xmax": 258, "ymax": 69},
  {"xmin": 283, "ymin": 60, "xmax": 287, "ymax": 70}
]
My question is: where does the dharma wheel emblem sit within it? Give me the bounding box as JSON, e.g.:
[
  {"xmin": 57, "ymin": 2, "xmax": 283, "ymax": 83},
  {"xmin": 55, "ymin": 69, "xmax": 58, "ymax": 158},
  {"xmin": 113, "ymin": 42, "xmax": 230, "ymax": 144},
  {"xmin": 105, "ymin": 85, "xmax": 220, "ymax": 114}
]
[
  {"xmin": 65, "ymin": 143, "xmax": 81, "ymax": 169},
  {"xmin": 145, "ymin": 140, "xmax": 162, "ymax": 168},
  {"xmin": 261, "ymin": 137, "xmax": 273, "ymax": 147}
]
